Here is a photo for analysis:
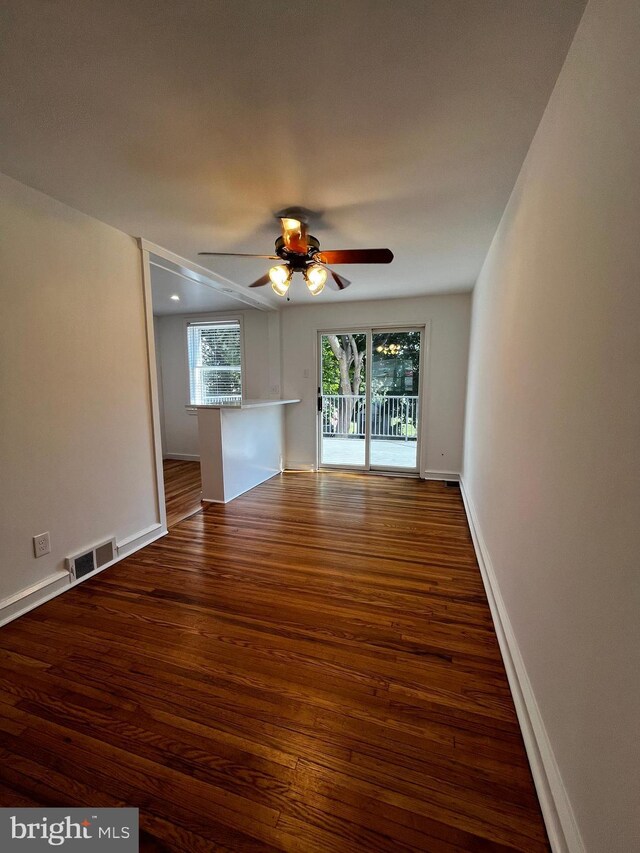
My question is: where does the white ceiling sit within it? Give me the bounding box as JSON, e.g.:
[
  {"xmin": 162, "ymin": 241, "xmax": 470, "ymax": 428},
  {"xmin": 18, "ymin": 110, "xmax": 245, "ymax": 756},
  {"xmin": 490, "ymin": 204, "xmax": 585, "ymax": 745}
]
[
  {"xmin": 150, "ymin": 263, "xmax": 252, "ymax": 316},
  {"xmin": 0, "ymin": 0, "xmax": 585, "ymax": 306}
]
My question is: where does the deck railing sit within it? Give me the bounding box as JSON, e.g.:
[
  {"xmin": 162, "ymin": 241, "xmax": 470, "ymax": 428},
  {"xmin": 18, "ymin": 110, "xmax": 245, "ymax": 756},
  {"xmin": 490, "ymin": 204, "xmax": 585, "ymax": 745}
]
[{"xmin": 322, "ymin": 394, "xmax": 418, "ymax": 440}]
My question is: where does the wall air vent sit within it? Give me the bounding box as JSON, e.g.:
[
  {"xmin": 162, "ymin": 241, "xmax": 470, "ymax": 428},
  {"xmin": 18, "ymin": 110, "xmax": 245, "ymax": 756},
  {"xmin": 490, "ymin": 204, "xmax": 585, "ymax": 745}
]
[
  {"xmin": 68, "ymin": 550, "xmax": 95, "ymax": 579},
  {"xmin": 95, "ymin": 540, "xmax": 115, "ymax": 568},
  {"xmin": 66, "ymin": 537, "xmax": 116, "ymax": 580}
]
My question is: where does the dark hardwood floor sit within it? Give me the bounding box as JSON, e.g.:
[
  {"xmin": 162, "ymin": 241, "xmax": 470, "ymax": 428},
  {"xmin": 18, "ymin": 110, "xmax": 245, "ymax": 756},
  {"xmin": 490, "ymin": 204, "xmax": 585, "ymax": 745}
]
[
  {"xmin": 163, "ymin": 458, "xmax": 203, "ymax": 528},
  {"xmin": 0, "ymin": 472, "xmax": 548, "ymax": 851}
]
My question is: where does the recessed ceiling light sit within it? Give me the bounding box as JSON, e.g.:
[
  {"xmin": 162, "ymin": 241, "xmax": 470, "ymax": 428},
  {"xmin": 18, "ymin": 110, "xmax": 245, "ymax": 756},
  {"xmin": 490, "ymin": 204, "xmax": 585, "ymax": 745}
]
[{"xmin": 170, "ymin": 294, "xmax": 180, "ymax": 301}]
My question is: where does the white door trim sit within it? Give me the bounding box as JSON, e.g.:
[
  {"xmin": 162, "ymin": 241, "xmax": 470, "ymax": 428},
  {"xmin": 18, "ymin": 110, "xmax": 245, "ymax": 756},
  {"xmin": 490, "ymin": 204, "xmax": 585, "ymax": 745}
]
[{"xmin": 139, "ymin": 244, "xmax": 168, "ymax": 535}]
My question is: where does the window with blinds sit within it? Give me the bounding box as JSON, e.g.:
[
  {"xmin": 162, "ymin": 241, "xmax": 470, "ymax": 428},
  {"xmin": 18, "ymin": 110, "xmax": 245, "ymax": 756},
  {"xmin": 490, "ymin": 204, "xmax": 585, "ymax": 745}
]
[{"xmin": 187, "ymin": 320, "xmax": 242, "ymax": 405}]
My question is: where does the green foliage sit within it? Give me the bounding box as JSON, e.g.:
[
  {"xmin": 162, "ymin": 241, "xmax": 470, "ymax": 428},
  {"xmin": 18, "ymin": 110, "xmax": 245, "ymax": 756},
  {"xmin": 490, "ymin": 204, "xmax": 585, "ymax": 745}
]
[
  {"xmin": 321, "ymin": 334, "xmax": 367, "ymax": 395},
  {"xmin": 321, "ymin": 331, "xmax": 420, "ymax": 397},
  {"xmin": 321, "ymin": 337, "xmax": 342, "ymax": 394}
]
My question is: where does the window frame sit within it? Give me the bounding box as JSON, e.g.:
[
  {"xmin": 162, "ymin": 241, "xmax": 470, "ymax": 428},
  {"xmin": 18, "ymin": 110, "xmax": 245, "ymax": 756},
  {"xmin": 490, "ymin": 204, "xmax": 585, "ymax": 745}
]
[{"xmin": 183, "ymin": 313, "xmax": 245, "ymax": 409}]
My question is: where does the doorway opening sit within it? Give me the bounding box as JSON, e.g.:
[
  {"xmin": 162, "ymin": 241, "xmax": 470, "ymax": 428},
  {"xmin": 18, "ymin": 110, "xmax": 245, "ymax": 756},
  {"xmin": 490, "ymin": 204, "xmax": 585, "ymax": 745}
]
[
  {"xmin": 141, "ymin": 241, "xmax": 273, "ymax": 529},
  {"xmin": 318, "ymin": 328, "xmax": 424, "ymax": 473}
]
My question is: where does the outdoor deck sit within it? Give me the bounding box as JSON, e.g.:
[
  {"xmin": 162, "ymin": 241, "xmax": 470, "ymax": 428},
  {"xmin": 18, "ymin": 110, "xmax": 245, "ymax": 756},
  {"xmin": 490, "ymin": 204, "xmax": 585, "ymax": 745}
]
[{"xmin": 321, "ymin": 437, "xmax": 417, "ymax": 468}]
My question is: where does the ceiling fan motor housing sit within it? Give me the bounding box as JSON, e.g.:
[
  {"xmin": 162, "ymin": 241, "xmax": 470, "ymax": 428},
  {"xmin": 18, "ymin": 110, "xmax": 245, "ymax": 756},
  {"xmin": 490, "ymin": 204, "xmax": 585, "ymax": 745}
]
[{"xmin": 275, "ymin": 235, "xmax": 320, "ymax": 270}]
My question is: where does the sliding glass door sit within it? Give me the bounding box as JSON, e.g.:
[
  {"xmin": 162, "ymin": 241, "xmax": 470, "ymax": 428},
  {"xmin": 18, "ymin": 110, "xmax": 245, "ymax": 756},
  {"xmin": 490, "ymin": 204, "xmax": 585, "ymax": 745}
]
[
  {"xmin": 370, "ymin": 330, "xmax": 421, "ymax": 470},
  {"xmin": 319, "ymin": 332, "xmax": 368, "ymax": 468},
  {"xmin": 319, "ymin": 328, "xmax": 423, "ymax": 472}
]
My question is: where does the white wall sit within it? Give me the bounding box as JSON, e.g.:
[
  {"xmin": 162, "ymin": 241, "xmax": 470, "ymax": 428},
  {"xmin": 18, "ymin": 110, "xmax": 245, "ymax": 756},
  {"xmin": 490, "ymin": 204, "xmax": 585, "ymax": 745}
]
[
  {"xmin": 463, "ymin": 0, "xmax": 640, "ymax": 850},
  {"xmin": 155, "ymin": 308, "xmax": 281, "ymax": 458},
  {"xmin": 0, "ymin": 172, "xmax": 159, "ymax": 616},
  {"xmin": 154, "ymin": 322, "xmax": 167, "ymax": 453},
  {"xmin": 281, "ymin": 294, "xmax": 471, "ymax": 474}
]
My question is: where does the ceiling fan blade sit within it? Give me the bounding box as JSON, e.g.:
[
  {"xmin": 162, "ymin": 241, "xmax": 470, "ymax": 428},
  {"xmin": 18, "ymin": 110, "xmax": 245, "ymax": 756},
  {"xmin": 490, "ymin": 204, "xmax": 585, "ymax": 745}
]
[
  {"xmin": 327, "ymin": 269, "xmax": 351, "ymax": 290},
  {"xmin": 280, "ymin": 217, "xmax": 308, "ymax": 254},
  {"xmin": 248, "ymin": 273, "xmax": 271, "ymax": 288},
  {"xmin": 198, "ymin": 252, "xmax": 280, "ymax": 259},
  {"xmin": 317, "ymin": 248, "xmax": 393, "ymax": 265}
]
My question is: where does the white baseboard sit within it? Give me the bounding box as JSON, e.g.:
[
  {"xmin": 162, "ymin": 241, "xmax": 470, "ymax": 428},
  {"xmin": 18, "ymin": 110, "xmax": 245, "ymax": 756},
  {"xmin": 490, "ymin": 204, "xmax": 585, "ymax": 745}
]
[
  {"xmin": 284, "ymin": 462, "xmax": 317, "ymax": 472},
  {"xmin": 0, "ymin": 572, "xmax": 70, "ymax": 626},
  {"xmin": 0, "ymin": 522, "xmax": 168, "ymax": 628},
  {"xmin": 284, "ymin": 464, "xmax": 451, "ymax": 479},
  {"xmin": 459, "ymin": 478, "xmax": 584, "ymax": 853},
  {"xmin": 117, "ymin": 522, "xmax": 166, "ymax": 556},
  {"xmin": 423, "ymin": 470, "xmax": 460, "ymax": 481},
  {"xmin": 163, "ymin": 453, "xmax": 200, "ymax": 461}
]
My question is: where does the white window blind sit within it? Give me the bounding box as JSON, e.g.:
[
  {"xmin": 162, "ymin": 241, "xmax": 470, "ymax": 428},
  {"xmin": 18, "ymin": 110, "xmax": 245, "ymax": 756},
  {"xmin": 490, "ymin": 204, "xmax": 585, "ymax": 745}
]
[{"xmin": 187, "ymin": 320, "xmax": 242, "ymax": 405}]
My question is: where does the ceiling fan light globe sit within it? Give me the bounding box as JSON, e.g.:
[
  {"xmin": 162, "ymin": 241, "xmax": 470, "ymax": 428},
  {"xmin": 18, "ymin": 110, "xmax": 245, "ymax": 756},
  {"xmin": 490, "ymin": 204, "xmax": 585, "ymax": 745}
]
[
  {"xmin": 269, "ymin": 264, "xmax": 292, "ymax": 296},
  {"xmin": 306, "ymin": 280, "xmax": 325, "ymax": 296},
  {"xmin": 271, "ymin": 278, "xmax": 291, "ymax": 297},
  {"xmin": 281, "ymin": 217, "xmax": 302, "ymax": 234},
  {"xmin": 305, "ymin": 263, "xmax": 327, "ymax": 296}
]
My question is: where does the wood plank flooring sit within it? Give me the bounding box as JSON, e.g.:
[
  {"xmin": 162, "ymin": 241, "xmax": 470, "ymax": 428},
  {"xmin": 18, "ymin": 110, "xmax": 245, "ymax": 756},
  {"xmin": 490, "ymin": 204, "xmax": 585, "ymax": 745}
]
[
  {"xmin": 0, "ymin": 472, "xmax": 549, "ymax": 851},
  {"xmin": 163, "ymin": 458, "xmax": 203, "ymax": 528}
]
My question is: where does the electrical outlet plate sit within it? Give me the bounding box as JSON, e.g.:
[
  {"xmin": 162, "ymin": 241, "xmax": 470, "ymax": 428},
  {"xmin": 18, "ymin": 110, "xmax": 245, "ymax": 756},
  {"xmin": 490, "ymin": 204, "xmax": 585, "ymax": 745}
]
[{"xmin": 33, "ymin": 532, "xmax": 51, "ymax": 558}]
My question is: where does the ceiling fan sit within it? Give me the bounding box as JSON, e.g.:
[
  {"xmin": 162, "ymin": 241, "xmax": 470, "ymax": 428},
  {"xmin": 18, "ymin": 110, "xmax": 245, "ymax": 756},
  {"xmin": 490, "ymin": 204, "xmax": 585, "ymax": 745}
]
[{"xmin": 198, "ymin": 210, "xmax": 393, "ymax": 297}]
